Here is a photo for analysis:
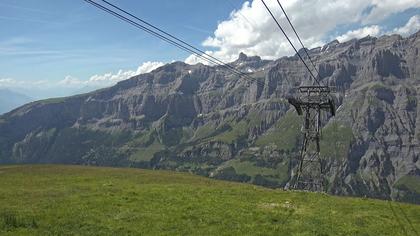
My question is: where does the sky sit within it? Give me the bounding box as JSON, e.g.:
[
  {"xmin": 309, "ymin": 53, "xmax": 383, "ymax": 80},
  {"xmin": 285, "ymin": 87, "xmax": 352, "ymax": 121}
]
[{"xmin": 1, "ymin": 0, "xmax": 420, "ymax": 99}]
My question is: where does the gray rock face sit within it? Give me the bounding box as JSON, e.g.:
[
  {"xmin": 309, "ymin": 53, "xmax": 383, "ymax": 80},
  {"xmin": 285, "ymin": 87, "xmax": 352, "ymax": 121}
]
[{"xmin": 1, "ymin": 31, "xmax": 420, "ymax": 203}]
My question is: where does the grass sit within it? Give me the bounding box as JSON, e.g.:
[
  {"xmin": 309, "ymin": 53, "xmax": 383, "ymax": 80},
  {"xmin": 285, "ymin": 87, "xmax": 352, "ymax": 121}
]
[
  {"xmin": 212, "ymin": 121, "xmax": 248, "ymax": 144},
  {"xmin": 128, "ymin": 141, "xmax": 165, "ymax": 162},
  {"xmin": 320, "ymin": 121, "xmax": 354, "ymax": 159},
  {"xmin": 191, "ymin": 119, "xmax": 246, "ymax": 144},
  {"xmin": 394, "ymin": 175, "xmax": 420, "ymax": 194},
  {"xmin": 0, "ymin": 165, "xmax": 419, "ymax": 235},
  {"xmin": 255, "ymin": 111, "xmax": 301, "ymax": 151},
  {"xmin": 220, "ymin": 159, "xmax": 289, "ymax": 186},
  {"xmin": 369, "ymin": 82, "xmax": 393, "ymax": 91},
  {"xmin": 193, "ymin": 123, "xmax": 217, "ymax": 141},
  {"xmin": 224, "ymin": 159, "xmax": 279, "ymax": 176},
  {"xmin": 248, "ymin": 110, "xmax": 265, "ymax": 128},
  {"xmin": 36, "ymin": 97, "xmax": 68, "ymax": 105}
]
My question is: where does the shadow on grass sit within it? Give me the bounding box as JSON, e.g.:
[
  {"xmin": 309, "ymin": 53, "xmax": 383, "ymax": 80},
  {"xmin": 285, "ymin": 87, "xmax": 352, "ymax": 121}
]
[
  {"xmin": 388, "ymin": 201, "xmax": 408, "ymax": 236},
  {"xmin": 0, "ymin": 211, "xmax": 38, "ymax": 230},
  {"xmin": 395, "ymin": 201, "xmax": 419, "ymax": 236}
]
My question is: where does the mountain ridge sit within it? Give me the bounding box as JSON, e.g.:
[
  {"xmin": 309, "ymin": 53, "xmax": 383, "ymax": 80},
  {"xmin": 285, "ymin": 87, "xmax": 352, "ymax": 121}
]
[{"xmin": 1, "ymin": 31, "xmax": 419, "ymax": 203}]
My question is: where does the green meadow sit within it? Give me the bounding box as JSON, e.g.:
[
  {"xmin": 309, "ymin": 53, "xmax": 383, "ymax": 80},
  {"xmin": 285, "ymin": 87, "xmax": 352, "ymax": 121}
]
[{"xmin": 0, "ymin": 165, "xmax": 419, "ymax": 235}]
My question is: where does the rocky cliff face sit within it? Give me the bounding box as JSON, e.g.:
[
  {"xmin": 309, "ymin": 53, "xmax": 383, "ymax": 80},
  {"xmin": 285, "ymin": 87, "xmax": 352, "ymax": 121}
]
[{"xmin": 1, "ymin": 31, "xmax": 419, "ymax": 203}]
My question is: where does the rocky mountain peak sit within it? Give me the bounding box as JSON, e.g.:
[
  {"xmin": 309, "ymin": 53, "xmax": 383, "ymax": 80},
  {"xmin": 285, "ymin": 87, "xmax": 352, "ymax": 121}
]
[
  {"xmin": 238, "ymin": 52, "xmax": 248, "ymax": 61},
  {"xmin": 237, "ymin": 52, "xmax": 262, "ymax": 62},
  {"xmin": 232, "ymin": 52, "xmax": 268, "ymax": 72},
  {"xmin": 321, "ymin": 40, "xmax": 340, "ymax": 52}
]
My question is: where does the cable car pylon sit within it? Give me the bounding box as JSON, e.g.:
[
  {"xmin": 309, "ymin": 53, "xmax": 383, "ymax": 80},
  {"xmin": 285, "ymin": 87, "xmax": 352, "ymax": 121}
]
[{"xmin": 287, "ymin": 85, "xmax": 336, "ymax": 192}]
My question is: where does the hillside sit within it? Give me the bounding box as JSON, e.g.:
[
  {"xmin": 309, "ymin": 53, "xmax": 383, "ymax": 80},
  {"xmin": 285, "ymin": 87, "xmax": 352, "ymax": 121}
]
[
  {"xmin": 0, "ymin": 165, "xmax": 419, "ymax": 235},
  {"xmin": 0, "ymin": 31, "xmax": 420, "ymax": 203}
]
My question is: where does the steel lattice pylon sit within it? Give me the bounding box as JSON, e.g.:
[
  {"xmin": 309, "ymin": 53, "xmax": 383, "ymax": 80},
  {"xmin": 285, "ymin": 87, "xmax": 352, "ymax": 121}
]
[{"xmin": 287, "ymin": 86, "xmax": 336, "ymax": 192}]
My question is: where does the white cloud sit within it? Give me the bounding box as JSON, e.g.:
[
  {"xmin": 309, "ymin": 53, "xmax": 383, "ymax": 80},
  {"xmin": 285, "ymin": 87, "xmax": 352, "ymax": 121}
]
[
  {"xmin": 84, "ymin": 61, "xmax": 165, "ymax": 86},
  {"xmin": 0, "ymin": 37, "xmax": 32, "ymax": 46},
  {"xmin": 87, "ymin": 70, "xmax": 138, "ymax": 85},
  {"xmin": 185, "ymin": 0, "xmax": 420, "ymax": 64},
  {"xmin": 363, "ymin": 0, "xmax": 420, "ymax": 24},
  {"xmin": 392, "ymin": 15, "xmax": 420, "ymax": 36},
  {"xmin": 0, "ymin": 61, "xmax": 166, "ymax": 98},
  {"xmin": 0, "ymin": 77, "xmax": 49, "ymax": 87},
  {"xmin": 57, "ymin": 61, "xmax": 165, "ymax": 88},
  {"xmin": 185, "ymin": 0, "xmax": 370, "ymax": 63},
  {"xmin": 57, "ymin": 75, "xmax": 84, "ymax": 87},
  {"xmin": 184, "ymin": 51, "xmax": 220, "ymax": 65},
  {"xmin": 0, "ymin": 78, "xmax": 16, "ymax": 85},
  {"xmin": 336, "ymin": 25, "xmax": 382, "ymax": 42},
  {"xmin": 1, "ymin": 61, "xmax": 165, "ymax": 90},
  {"xmin": 136, "ymin": 61, "xmax": 165, "ymax": 74}
]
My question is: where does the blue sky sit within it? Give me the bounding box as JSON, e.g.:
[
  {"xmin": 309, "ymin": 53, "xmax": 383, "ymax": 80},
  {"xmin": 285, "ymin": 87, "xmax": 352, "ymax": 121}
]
[
  {"xmin": 0, "ymin": 0, "xmax": 240, "ymax": 82},
  {"xmin": 1, "ymin": 0, "xmax": 420, "ymax": 99}
]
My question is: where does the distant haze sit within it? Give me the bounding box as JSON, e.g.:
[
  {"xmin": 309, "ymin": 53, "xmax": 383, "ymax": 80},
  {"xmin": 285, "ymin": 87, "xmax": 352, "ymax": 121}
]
[{"xmin": 0, "ymin": 88, "xmax": 33, "ymax": 114}]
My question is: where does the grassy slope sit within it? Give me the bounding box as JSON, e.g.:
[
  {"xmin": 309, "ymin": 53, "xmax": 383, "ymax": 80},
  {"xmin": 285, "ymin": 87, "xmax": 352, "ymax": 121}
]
[
  {"xmin": 0, "ymin": 165, "xmax": 419, "ymax": 236},
  {"xmin": 255, "ymin": 111, "xmax": 301, "ymax": 151}
]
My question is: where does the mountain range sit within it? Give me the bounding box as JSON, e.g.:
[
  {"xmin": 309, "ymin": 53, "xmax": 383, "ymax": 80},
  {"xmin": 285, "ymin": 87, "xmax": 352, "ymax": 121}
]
[{"xmin": 0, "ymin": 31, "xmax": 419, "ymax": 203}]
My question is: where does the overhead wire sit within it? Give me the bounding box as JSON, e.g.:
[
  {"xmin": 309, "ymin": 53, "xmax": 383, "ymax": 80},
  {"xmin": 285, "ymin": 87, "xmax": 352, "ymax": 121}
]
[
  {"xmin": 260, "ymin": 0, "xmax": 320, "ymax": 85},
  {"xmin": 84, "ymin": 0, "xmax": 247, "ymax": 79},
  {"xmin": 224, "ymin": 0, "xmax": 296, "ymax": 90},
  {"xmin": 262, "ymin": 0, "xmax": 336, "ymax": 191},
  {"xmin": 84, "ymin": 0, "xmax": 242, "ymax": 95},
  {"xmin": 84, "ymin": 0, "xmax": 282, "ymax": 95},
  {"xmin": 276, "ymin": 0, "xmax": 321, "ymax": 82},
  {"xmin": 98, "ymin": 0, "xmax": 253, "ymax": 79}
]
